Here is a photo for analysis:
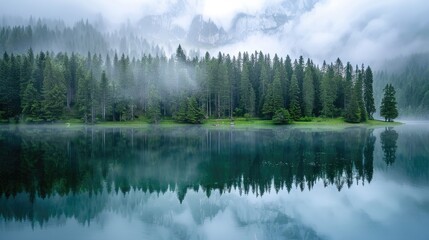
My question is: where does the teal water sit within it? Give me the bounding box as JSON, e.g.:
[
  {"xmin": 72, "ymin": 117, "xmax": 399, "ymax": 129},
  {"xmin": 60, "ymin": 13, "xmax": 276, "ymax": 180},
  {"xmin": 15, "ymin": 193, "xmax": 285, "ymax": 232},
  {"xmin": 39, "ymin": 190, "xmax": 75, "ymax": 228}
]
[{"xmin": 0, "ymin": 124, "xmax": 428, "ymax": 240}]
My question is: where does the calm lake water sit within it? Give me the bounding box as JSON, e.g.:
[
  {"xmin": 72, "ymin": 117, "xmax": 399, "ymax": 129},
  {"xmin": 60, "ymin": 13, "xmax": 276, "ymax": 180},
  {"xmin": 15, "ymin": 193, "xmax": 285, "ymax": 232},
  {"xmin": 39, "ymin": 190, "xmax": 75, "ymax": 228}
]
[{"xmin": 0, "ymin": 123, "xmax": 428, "ymax": 240}]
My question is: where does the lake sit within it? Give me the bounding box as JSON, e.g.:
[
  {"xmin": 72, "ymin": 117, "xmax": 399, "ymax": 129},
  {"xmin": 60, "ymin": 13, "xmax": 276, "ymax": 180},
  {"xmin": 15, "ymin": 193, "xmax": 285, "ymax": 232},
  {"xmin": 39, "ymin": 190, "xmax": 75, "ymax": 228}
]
[{"xmin": 0, "ymin": 123, "xmax": 428, "ymax": 240}]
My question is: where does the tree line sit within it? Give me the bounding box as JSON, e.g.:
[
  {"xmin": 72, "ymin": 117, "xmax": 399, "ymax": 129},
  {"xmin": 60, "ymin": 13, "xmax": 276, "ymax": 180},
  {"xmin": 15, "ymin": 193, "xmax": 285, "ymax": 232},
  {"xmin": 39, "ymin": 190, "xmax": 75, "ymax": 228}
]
[
  {"xmin": 0, "ymin": 19, "xmax": 165, "ymax": 57},
  {"xmin": 0, "ymin": 46, "xmax": 377, "ymax": 123}
]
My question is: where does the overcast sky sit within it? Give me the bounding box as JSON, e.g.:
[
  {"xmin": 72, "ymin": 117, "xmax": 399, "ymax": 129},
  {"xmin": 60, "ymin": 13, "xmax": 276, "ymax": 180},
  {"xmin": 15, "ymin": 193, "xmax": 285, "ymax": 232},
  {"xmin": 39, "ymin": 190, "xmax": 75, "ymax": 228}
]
[{"xmin": 1, "ymin": 0, "xmax": 429, "ymax": 65}]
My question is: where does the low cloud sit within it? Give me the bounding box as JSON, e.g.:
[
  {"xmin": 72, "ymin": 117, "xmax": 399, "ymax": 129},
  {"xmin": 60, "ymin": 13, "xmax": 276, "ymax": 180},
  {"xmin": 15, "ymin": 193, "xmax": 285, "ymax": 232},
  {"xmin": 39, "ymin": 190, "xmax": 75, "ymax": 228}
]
[
  {"xmin": 212, "ymin": 0, "xmax": 429, "ymax": 65},
  {"xmin": 288, "ymin": 0, "xmax": 429, "ymax": 65},
  {"xmin": 1, "ymin": 0, "xmax": 428, "ymax": 65}
]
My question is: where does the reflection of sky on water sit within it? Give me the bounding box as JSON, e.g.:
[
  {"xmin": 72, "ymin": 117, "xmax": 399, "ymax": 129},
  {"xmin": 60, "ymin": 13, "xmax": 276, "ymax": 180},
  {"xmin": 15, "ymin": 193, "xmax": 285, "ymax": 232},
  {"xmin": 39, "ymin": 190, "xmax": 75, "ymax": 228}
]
[{"xmin": 2, "ymin": 169, "xmax": 428, "ymax": 240}]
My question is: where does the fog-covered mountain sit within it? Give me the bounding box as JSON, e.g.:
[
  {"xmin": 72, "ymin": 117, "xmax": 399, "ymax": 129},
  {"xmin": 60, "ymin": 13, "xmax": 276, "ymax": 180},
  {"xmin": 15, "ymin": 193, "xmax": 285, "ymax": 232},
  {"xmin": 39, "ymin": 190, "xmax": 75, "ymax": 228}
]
[
  {"xmin": 2, "ymin": 0, "xmax": 429, "ymax": 66},
  {"xmin": 0, "ymin": 0, "xmax": 319, "ymax": 57},
  {"xmin": 129, "ymin": 0, "xmax": 318, "ymax": 48}
]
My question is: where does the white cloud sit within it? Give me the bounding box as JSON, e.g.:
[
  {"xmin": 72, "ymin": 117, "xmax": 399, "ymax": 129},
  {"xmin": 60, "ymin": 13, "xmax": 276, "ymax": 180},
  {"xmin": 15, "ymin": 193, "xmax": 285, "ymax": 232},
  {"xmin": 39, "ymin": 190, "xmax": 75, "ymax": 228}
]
[{"xmin": 282, "ymin": 0, "xmax": 429, "ymax": 64}]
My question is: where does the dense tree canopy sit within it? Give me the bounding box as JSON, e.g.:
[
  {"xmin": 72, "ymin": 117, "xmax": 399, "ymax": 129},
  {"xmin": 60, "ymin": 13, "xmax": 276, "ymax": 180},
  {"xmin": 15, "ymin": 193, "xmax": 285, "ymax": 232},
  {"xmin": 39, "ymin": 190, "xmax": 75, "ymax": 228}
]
[{"xmin": 0, "ymin": 46, "xmax": 376, "ymax": 123}]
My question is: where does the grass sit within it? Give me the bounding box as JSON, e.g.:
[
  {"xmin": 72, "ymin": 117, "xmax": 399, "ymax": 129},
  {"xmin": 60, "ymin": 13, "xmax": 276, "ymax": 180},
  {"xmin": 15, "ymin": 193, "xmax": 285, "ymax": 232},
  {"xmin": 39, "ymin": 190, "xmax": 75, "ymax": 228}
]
[
  {"xmin": 1, "ymin": 116, "xmax": 402, "ymax": 129},
  {"xmin": 203, "ymin": 118, "xmax": 273, "ymax": 128},
  {"xmin": 47, "ymin": 118, "xmax": 189, "ymax": 129},
  {"xmin": 290, "ymin": 117, "xmax": 402, "ymax": 130},
  {"xmin": 201, "ymin": 117, "xmax": 402, "ymax": 130}
]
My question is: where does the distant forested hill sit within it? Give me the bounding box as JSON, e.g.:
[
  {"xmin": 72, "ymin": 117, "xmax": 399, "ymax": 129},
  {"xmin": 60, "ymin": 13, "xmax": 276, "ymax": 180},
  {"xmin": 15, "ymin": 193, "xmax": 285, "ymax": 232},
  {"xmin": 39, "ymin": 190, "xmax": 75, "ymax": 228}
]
[
  {"xmin": 375, "ymin": 53, "xmax": 429, "ymax": 118},
  {"xmin": 0, "ymin": 19, "xmax": 165, "ymax": 57}
]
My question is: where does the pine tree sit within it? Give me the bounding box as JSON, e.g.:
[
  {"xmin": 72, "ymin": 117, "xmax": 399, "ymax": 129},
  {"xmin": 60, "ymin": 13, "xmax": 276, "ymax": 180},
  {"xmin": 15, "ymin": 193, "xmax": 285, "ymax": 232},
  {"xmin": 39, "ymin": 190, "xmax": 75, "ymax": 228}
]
[
  {"xmin": 289, "ymin": 72, "xmax": 301, "ymax": 120},
  {"xmin": 186, "ymin": 96, "xmax": 204, "ymax": 124},
  {"xmin": 225, "ymin": 55, "xmax": 235, "ymax": 118},
  {"xmin": 344, "ymin": 84, "xmax": 361, "ymax": 123},
  {"xmin": 344, "ymin": 63, "xmax": 353, "ymax": 113},
  {"xmin": 258, "ymin": 55, "xmax": 269, "ymax": 113},
  {"xmin": 20, "ymin": 54, "xmax": 34, "ymax": 101},
  {"xmin": 0, "ymin": 53, "xmax": 9, "ymax": 119},
  {"xmin": 33, "ymin": 52, "xmax": 45, "ymax": 94},
  {"xmin": 173, "ymin": 96, "xmax": 204, "ymax": 124},
  {"xmin": 147, "ymin": 83, "xmax": 161, "ymax": 123},
  {"xmin": 21, "ymin": 80, "xmax": 40, "ymax": 120},
  {"xmin": 272, "ymin": 69, "xmax": 283, "ymax": 113},
  {"xmin": 262, "ymin": 83, "xmax": 274, "ymax": 117},
  {"xmin": 312, "ymin": 66, "xmax": 322, "ymax": 116},
  {"xmin": 249, "ymin": 86, "xmax": 256, "ymax": 117},
  {"xmin": 364, "ymin": 66, "xmax": 376, "ymax": 119},
  {"xmin": 343, "ymin": 63, "xmax": 361, "ymax": 123},
  {"xmin": 77, "ymin": 71, "xmax": 97, "ymax": 123},
  {"xmin": 380, "ymin": 84, "xmax": 398, "ymax": 122},
  {"xmin": 284, "ymin": 55, "xmax": 293, "ymax": 107},
  {"xmin": 43, "ymin": 85, "xmax": 66, "ymax": 121},
  {"xmin": 176, "ymin": 45, "xmax": 187, "ymax": 63},
  {"xmin": 66, "ymin": 53, "xmax": 78, "ymax": 109},
  {"xmin": 217, "ymin": 59, "xmax": 230, "ymax": 118},
  {"xmin": 99, "ymin": 71, "xmax": 109, "ymax": 121},
  {"xmin": 240, "ymin": 63, "xmax": 255, "ymax": 116},
  {"xmin": 0, "ymin": 54, "xmax": 22, "ymax": 120},
  {"xmin": 295, "ymin": 57, "xmax": 305, "ymax": 115},
  {"xmin": 254, "ymin": 52, "xmax": 268, "ymax": 115},
  {"xmin": 355, "ymin": 66, "xmax": 367, "ymax": 122},
  {"xmin": 321, "ymin": 65, "xmax": 335, "ymax": 118},
  {"xmin": 333, "ymin": 58, "xmax": 345, "ymax": 112},
  {"xmin": 303, "ymin": 62, "xmax": 314, "ymax": 116},
  {"xmin": 262, "ymin": 68, "xmax": 283, "ymax": 118},
  {"xmin": 42, "ymin": 58, "xmax": 66, "ymax": 121},
  {"xmin": 174, "ymin": 97, "xmax": 187, "ymax": 122}
]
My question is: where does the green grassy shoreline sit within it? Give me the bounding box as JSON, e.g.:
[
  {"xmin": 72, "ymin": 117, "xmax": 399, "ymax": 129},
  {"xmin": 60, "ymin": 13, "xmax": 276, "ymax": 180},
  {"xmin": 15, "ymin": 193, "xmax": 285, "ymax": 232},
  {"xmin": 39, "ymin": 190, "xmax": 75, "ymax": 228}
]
[
  {"xmin": 1, "ymin": 117, "xmax": 402, "ymax": 129},
  {"xmin": 202, "ymin": 117, "xmax": 402, "ymax": 129}
]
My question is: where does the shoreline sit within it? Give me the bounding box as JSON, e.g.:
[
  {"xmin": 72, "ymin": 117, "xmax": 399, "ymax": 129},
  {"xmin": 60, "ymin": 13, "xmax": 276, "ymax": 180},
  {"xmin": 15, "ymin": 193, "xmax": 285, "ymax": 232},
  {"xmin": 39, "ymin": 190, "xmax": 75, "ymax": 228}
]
[{"xmin": 0, "ymin": 118, "xmax": 403, "ymax": 130}]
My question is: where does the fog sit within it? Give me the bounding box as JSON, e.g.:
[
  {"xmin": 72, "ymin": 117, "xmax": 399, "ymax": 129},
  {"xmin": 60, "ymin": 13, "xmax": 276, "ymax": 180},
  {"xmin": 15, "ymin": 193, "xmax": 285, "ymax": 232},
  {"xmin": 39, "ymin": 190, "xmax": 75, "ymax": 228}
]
[{"xmin": 1, "ymin": 0, "xmax": 429, "ymax": 66}]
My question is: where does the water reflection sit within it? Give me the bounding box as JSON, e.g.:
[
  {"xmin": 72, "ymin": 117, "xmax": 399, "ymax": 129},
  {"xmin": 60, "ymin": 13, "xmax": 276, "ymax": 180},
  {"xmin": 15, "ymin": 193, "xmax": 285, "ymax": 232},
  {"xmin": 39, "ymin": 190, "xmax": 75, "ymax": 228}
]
[
  {"xmin": 0, "ymin": 125, "xmax": 428, "ymax": 240},
  {"xmin": 381, "ymin": 127, "xmax": 399, "ymax": 165},
  {"xmin": 1, "ymin": 127, "xmax": 377, "ymax": 202}
]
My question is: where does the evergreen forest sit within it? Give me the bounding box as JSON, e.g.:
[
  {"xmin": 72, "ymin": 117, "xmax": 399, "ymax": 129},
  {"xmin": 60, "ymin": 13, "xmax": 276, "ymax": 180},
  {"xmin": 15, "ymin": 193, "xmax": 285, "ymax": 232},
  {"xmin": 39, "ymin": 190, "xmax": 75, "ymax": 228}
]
[{"xmin": 0, "ymin": 45, "xmax": 377, "ymax": 124}]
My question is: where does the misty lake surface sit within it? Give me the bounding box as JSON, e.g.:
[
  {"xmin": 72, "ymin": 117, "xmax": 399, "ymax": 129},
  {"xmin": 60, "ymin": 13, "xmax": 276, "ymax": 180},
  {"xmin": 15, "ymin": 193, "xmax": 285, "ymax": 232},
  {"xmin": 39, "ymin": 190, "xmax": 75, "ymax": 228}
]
[{"xmin": 0, "ymin": 123, "xmax": 429, "ymax": 240}]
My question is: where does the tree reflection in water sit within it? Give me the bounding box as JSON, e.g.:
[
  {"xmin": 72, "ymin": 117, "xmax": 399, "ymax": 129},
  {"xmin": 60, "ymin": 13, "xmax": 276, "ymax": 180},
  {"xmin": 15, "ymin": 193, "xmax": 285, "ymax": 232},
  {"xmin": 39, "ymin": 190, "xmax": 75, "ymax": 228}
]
[
  {"xmin": 0, "ymin": 126, "xmax": 400, "ymax": 226},
  {"xmin": 381, "ymin": 127, "xmax": 399, "ymax": 165}
]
